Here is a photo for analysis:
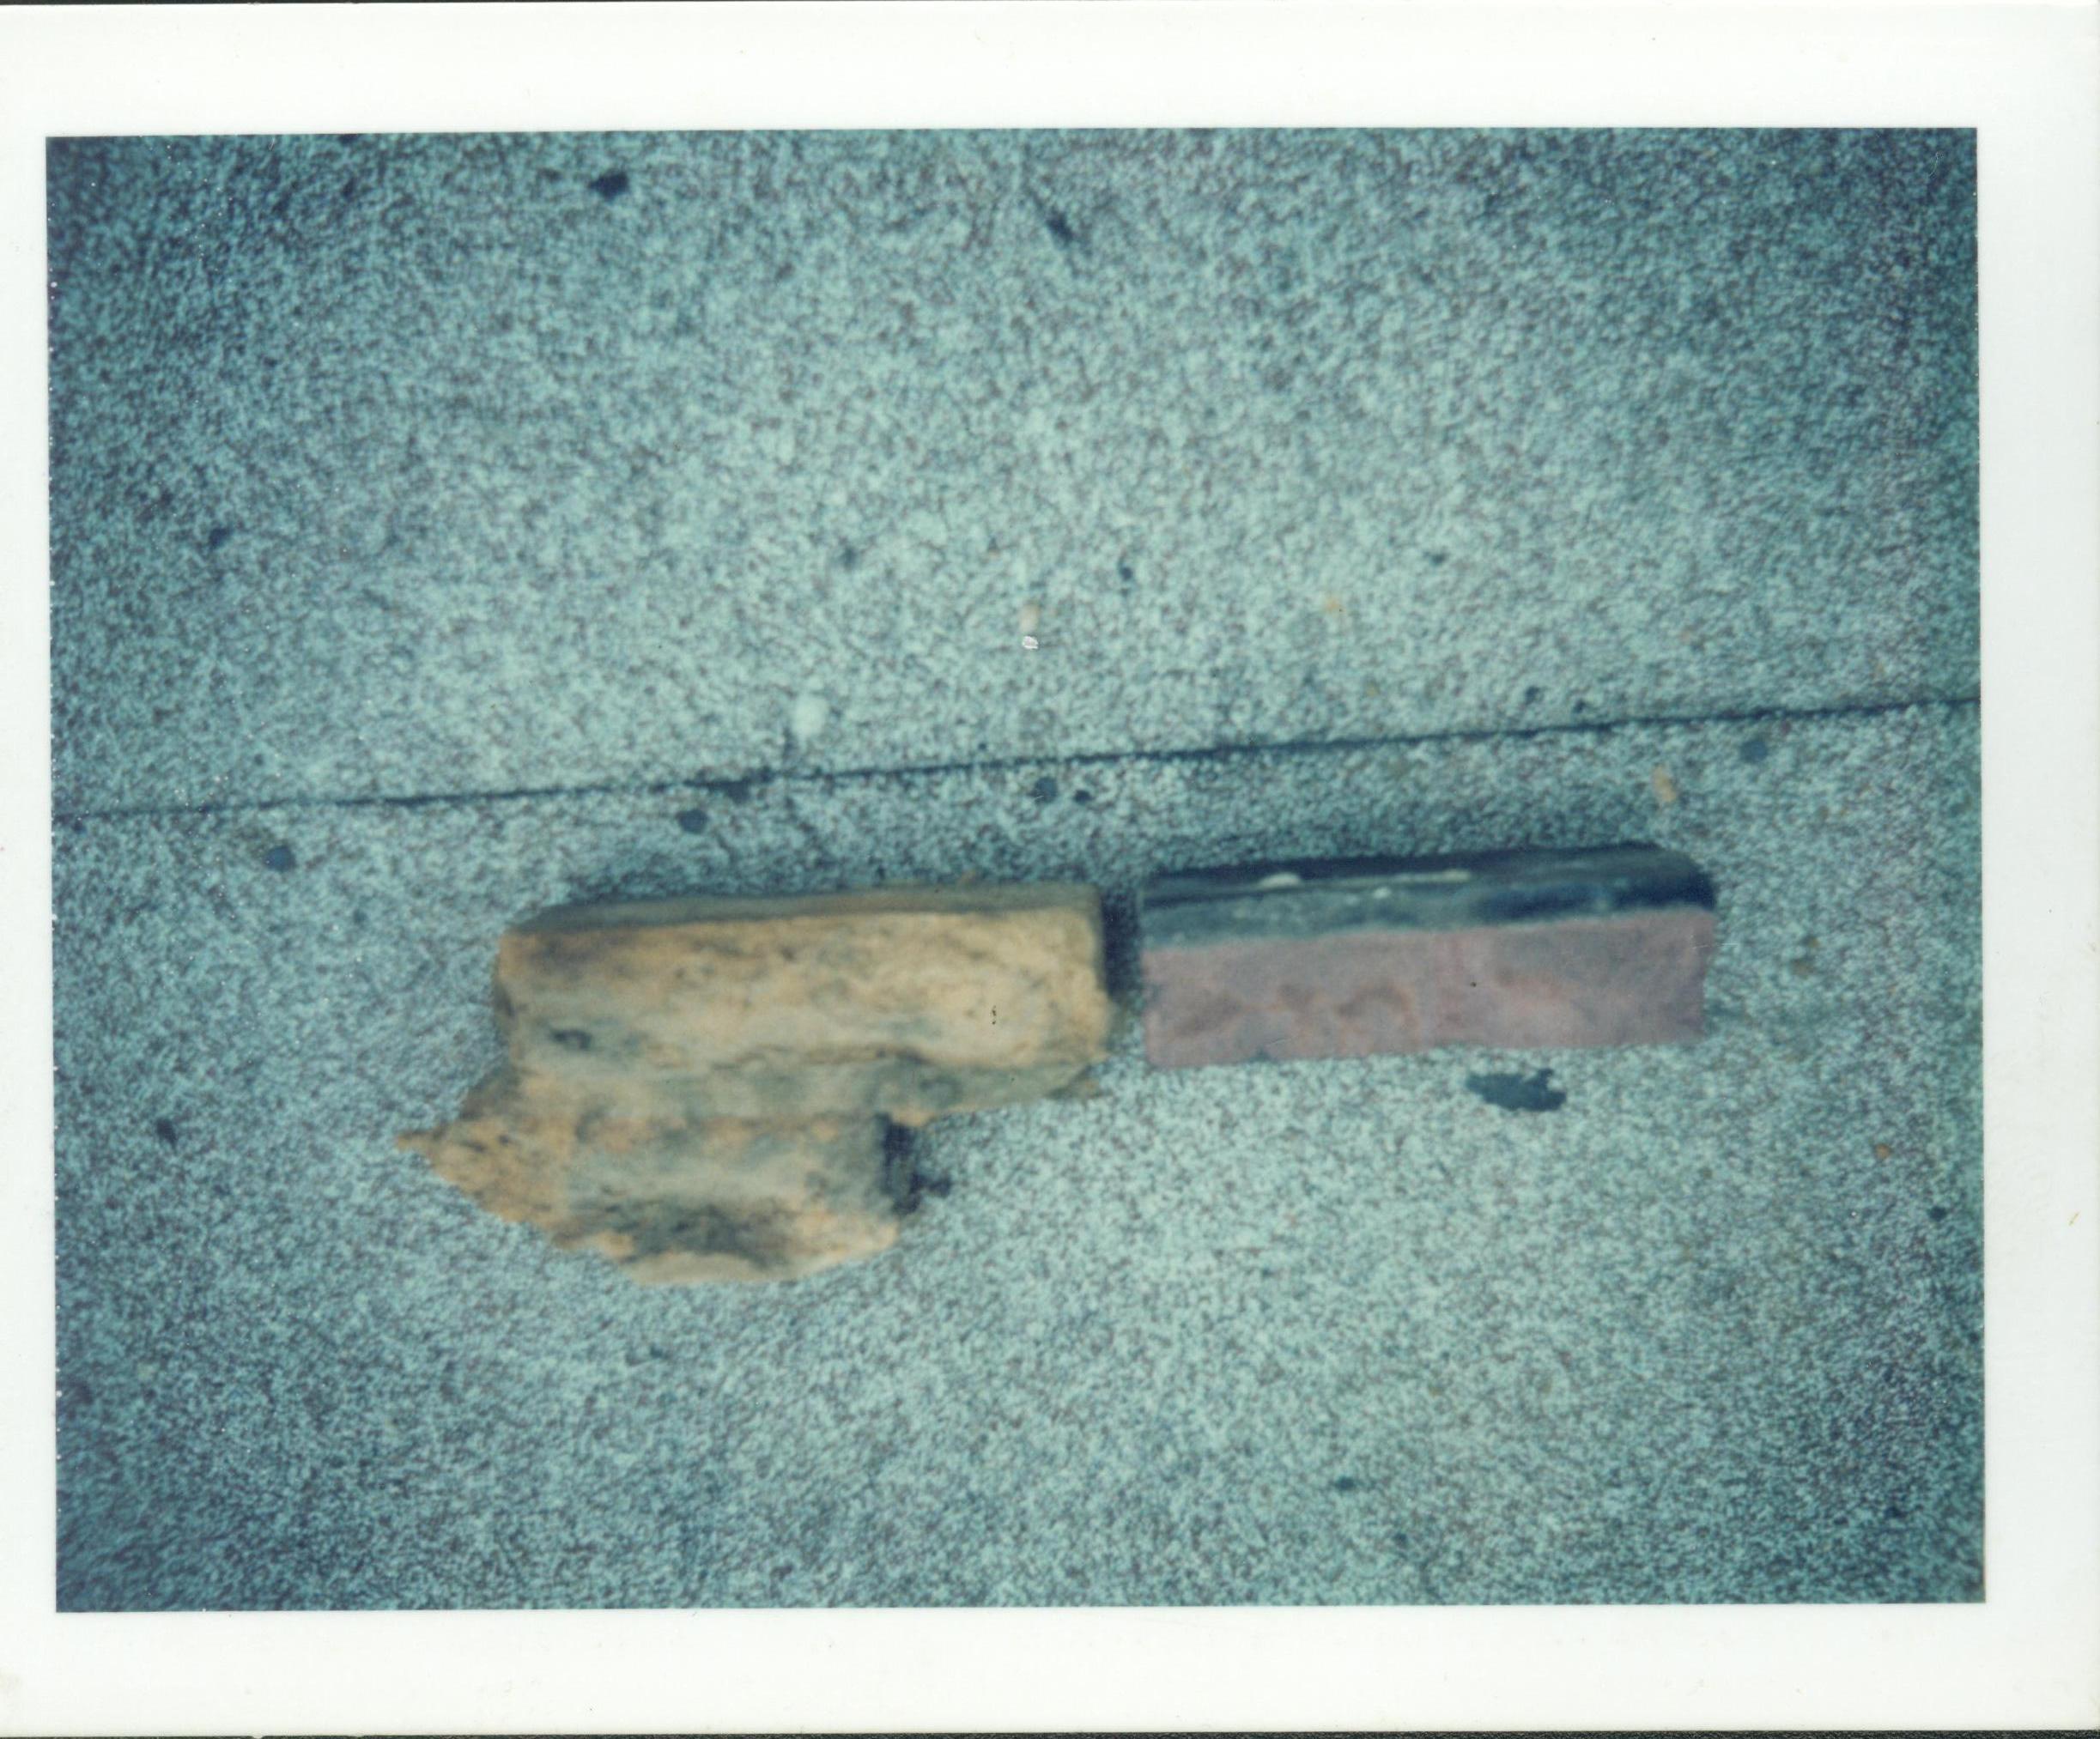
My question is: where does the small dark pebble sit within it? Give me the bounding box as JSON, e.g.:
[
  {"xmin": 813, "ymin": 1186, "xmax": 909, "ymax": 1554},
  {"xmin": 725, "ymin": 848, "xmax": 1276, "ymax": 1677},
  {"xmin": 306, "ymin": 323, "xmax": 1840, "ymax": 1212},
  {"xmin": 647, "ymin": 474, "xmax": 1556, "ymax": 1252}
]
[
  {"xmin": 1739, "ymin": 737, "xmax": 1771, "ymax": 764},
  {"xmin": 1117, "ymin": 561, "xmax": 1136, "ymax": 585},
  {"xmin": 675, "ymin": 808, "xmax": 708, "ymax": 834},
  {"xmin": 1071, "ymin": 789, "xmax": 1095, "ymax": 806},
  {"xmin": 1522, "ymin": 684, "xmax": 1544, "ymax": 706},
  {"xmin": 153, "ymin": 1117, "xmax": 179, "ymax": 1146},
  {"xmin": 262, "ymin": 843, "xmax": 296, "ymax": 872},
  {"xmin": 1332, "ymin": 1475, "xmax": 1361, "ymax": 1493},
  {"xmin": 1927, "ymin": 1205, "xmax": 1950, "ymax": 1222},
  {"xmin": 1029, "ymin": 775, "xmax": 1059, "ymax": 804},
  {"xmin": 589, "ymin": 169, "xmax": 631, "ymax": 202},
  {"xmin": 206, "ymin": 525, "xmax": 234, "ymax": 551}
]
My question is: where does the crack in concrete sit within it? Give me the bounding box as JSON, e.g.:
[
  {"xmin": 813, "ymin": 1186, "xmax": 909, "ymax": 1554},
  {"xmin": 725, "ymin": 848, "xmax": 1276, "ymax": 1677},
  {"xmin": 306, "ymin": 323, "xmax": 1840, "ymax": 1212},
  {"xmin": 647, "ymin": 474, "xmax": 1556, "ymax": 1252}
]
[{"xmin": 52, "ymin": 691, "xmax": 1981, "ymax": 827}]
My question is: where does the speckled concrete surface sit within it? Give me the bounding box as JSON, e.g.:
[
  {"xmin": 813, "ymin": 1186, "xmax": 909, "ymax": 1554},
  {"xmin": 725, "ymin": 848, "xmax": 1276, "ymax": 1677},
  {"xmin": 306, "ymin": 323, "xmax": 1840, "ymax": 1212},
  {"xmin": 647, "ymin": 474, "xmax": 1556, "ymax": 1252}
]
[
  {"xmin": 50, "ymin": 126, "xmax": 1979, "ymax": 1610},
  {"xmin": 48, "ymin": 129, "xmax": 1976, "ymax": 816},
  {"xmin": 53, "ymin": 702, "xmax": 1981, "ymax": 1609}
]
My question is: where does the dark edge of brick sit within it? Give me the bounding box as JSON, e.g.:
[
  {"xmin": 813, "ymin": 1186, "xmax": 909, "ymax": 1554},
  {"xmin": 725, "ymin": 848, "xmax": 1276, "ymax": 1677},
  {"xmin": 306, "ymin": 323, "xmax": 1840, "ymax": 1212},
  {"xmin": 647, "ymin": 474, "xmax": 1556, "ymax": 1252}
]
[{"xmin": 1138, "ymin": 842, "xmax": 1717, "ymax": 948}]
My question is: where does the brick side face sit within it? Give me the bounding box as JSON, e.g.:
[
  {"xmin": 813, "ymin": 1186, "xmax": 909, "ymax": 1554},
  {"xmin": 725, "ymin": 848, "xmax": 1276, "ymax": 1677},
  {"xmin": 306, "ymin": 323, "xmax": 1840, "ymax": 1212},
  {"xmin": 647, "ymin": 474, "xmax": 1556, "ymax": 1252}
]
[{"xmin": 1140, "ymin": 847, "xmax": 1716, "ymax": 1069}]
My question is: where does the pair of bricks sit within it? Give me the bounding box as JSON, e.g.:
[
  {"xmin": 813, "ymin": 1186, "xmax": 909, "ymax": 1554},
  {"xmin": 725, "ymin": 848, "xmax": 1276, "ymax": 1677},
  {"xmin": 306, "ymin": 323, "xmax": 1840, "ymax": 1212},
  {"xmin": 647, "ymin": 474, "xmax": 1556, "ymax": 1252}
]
[{"xmin": 402, "ymin": 844, "xmax": 1715, "ymax": 1283}]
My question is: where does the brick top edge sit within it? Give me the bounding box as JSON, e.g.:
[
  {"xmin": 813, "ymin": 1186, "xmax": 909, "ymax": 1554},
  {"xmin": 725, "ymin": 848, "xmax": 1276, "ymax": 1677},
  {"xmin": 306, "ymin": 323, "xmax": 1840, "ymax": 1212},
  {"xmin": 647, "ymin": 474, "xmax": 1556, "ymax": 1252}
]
[
  {"xmin": 519, "ymin": 880, "xmax": 1102, "ymax": 934},
  {"xmin": 1139, "ymin": 843, "xmax": 1715, "ymax": 948}
]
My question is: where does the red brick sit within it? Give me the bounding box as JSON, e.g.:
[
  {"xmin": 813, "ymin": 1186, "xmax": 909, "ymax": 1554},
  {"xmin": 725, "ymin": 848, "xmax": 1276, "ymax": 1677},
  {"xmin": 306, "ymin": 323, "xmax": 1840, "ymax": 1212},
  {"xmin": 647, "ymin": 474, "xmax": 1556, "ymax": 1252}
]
[{"xmin": 1139, "ymin": 845, "xmax": 1716, "ymax": 1069}]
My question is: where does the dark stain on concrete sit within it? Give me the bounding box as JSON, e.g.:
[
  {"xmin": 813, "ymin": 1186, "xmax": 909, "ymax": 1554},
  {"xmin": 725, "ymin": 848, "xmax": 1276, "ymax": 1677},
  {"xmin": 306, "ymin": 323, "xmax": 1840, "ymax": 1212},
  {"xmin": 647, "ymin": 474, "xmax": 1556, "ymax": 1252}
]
[{"xmin": 1465, "ymin": 1067, "xmax": 1567, "ymax": 1112}]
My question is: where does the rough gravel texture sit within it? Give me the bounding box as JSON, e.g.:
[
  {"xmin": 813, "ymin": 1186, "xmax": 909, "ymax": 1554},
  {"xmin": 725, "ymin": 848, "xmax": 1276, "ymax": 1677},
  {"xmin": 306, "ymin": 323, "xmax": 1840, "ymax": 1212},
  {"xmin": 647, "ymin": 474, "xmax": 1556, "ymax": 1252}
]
[
  {"xmin": 53, "ymin": 704, "xmax": 1981, "ymax": 1609},
  {"xmin": 48, "ymin": 129, "xmax": 1976, "ymax": 815},
  {"xmin": 48, "ymin": 126, "xmax": 1979, "ymax": 1609}
]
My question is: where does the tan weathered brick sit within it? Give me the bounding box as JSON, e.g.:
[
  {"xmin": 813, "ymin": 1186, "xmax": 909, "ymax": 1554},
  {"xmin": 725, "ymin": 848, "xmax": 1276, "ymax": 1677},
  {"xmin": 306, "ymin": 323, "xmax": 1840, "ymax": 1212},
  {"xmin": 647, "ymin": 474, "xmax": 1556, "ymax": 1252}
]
[
  {"xmin": 495, "ymin": 882, "xmax": 1111, "ymax": 1119},
  {"xmin": 402, "ymin": 880, "xmax": 1112, "ymax": 1283},
  {"xmin": 400, "ymin": 1069, "xmax": 900, "ymax": 1285}
]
